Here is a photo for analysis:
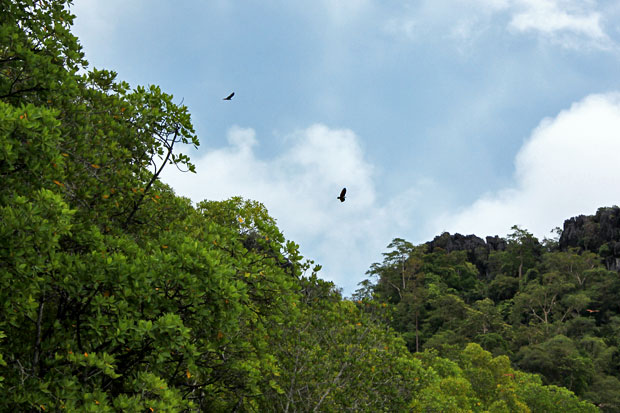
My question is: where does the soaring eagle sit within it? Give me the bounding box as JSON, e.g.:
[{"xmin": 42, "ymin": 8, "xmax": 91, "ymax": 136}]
[
  {"xmin": 337, "ymin": 187, "xmax": 346, "ymax": 202},
  {"xmin": 223, "ymin": 92, "xmax": 235, "ymax": 100}
]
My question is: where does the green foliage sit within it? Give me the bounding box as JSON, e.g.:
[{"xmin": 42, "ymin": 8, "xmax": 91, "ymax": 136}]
[
  {"xmin": 0, "ymin": 0, "xmax": 606, "ymax": 410},
  {"xmin": 412, "ymin": 344, "xmax": 594, "ymax": 412},
  {"xmin": 364, "ymin": 231, "xmax": 619, "ymax": 410},
  {"xmin": 515, "ymin": 335, "xmax": 594, "ymax": 394},
  {"xmin": 1, "ymin": 1, "xmax": 294, "ymax": 409},
  {"xmin": 260, "ymin": 277, "xmax": 427, "ymax": 411},
  {"xmin": 515, "ymin": 373, "xmax": 598, "ymax": 413}
]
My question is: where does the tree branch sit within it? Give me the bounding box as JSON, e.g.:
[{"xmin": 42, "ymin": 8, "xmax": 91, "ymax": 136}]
[
  {"xmin": 123, "ymin": 126, "xmax": 179, "ymax": 228},
  {"xmin": 33, "ymin": 293, "xmax": 45, "ymax": 375}
]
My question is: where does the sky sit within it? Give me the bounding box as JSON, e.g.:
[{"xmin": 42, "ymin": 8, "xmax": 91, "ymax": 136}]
[{"xmin": 70, "ymin": 0, "xmax": 620, "ymax": 295}]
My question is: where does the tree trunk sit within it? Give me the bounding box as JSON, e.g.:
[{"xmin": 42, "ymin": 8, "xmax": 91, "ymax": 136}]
[{"xmin": 415, "ymin": 312, "xmax": 419, "ymax": 353}]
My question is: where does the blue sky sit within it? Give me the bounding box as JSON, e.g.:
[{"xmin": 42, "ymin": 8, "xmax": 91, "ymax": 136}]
[{"xmin": 71, "ymin": 0, "xmax": 620, "ymax": 295}]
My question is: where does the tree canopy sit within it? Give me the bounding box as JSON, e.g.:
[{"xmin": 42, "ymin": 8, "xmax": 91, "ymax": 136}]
[{"xmin": 359, "ymin": 225, "xmax": 620, "ymax": 411}]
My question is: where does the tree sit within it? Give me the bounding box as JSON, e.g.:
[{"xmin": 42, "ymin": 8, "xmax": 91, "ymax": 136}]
[
  {"xmin": 488, "ymin": 273, "xmax": 520, "ymax": 301},
  {"xmin": 511, "ymin": 271, "xmax": 575, "ymax": 331},
  {"xmin": 413, "ymin": 344, "xmax": 596, "ymax": 412},
  {"xmin": 505, "ymin": 225, "xmax": 542, "ymax": 289},
  {"xmin": 367, "ymin": 238, "xmax": 416, "ymax": 302},
  {"xmin": 261, "ymin": 276, "xmax": 426, "ymax": 412},
  {"xmin": 0, "ymin": 1, "xmax": 293, "ymax": 409},
  {"xmin": 582, "ymin": 375, "xmax": 620, "ymax": 412},
  {"xmin": 367, "ymin": 239, "xmax": 428, "ymax": 352},
  {"xmin": 515, "ymin": 374, "xmax": 598, "ymax": 413},
  {"xmin": 543, "ymin": 249, "xmax": 600, "ymax": 288},
  {"xmin": 515, "ymin": 335, "xmax": 594, "ymax": 395},
  {"xmin": 464, "ymin": 298, "xmax": 513, "ymax": 355}
]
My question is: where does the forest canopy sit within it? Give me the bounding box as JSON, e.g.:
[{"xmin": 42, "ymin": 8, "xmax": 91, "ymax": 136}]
[
  {"xmin": 357, "ymin": 218, "xmax": 620, "ymax": 411},
  {"xmin": 0, "ymin": 0, "xmax": 613, "ymax": 411}
]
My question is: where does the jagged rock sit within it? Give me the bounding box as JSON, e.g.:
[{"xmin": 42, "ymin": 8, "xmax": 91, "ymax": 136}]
[
  {"xmin": 486, "ymin": 236, "xmax": 507, "ymax": 251},
  {"xmin": 428, "ymin": 232, "xmax": 485, "ymax": 251},
  {"xmin": 427, "ymin": 232, "xmax": 507, "ymax": 279},
  {"xmin": 559, "ymin": 206, "xmax": 620, "ymax": 271}
]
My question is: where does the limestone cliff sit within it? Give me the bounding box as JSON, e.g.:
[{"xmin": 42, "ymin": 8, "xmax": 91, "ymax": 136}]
[
  {"xmin": 427, "ymin": 232, "xmax": 506, "ymax": 279},
  {"xmin": 559, "ymin": 206, "xmax": 620, "ymax": 271}
]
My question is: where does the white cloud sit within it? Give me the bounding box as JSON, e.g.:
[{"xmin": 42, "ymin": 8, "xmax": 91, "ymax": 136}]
[
  {"xmin": 162, "ymin": 124, "xmax": 419, "ymax": 294},
  {"xmin": 384, "ymin": 0, "xmax": 614, "ymax": 50},
  {"xmin": 434, "ymin": 92, "xmax": 620, "ymax": 240},
  {"xmin": 509, "ymin": 0, "xmax": 611, "ymax": 49}
]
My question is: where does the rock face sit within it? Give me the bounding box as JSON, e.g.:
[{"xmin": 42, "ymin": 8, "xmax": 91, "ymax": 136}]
[
  {"xmin": 426, "ymin": 232, "xmax": 507, "ymax": 279},
  {"xmin": 559, "ymin": 206, "xmax": 620, "ymax": 271},
  {"xmin": 485, "ymin": 235, "xmax": 507, "ymax": 252}
]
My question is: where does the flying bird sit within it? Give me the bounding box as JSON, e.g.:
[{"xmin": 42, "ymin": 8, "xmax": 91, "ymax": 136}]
[
  {"xmin": 586, "ymin": 309, "xmax": 600, "ymax": 313},
  {"xmin": 223, "ymin": 92, "xmax": 235, "ymax": 100},
  {"xmin": 337, "ymin": 187, "xmax": 346, "ymax": 202}
]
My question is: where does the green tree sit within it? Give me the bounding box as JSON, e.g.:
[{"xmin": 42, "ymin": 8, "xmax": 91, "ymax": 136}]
[
  {"xmin": 413, "ymin": 344, "xmax": 597, "ymax": 412},
  {"xmin": 515, "ymin": 335, "xmax": 594, "ymax": 394},
  {"xmin": 464, "ymin": 298, "xmax": 513, "ymax": 355},
  {"xmin": 543, "ymin": 249, "xmax": 600, "ymax": 288},
  {"xmin": 458, "ymin": 343, "xmax": 529, "ymax": 412},
  {"xmin": 505, "ymin": 225, "xmax": 543, "ymax": 289},
  {"xmin": 515, "ymin": 373, "xmax": 598, "ymax": 413},
  {"xmin": 582, "ymin": 375, "xmax": 620, "ymax": 412},
  {"xmin": 367, "ymin": 239, "xmax": 428, "ymax": 352},
  {"xmin": 488, "ymin": 272, "xmax": 520, "ymax": 301},
  {"xmin": 262, "ymin": 276, "xmax": 427, "ymax": 412},
  {"xmin": 367, "ymin": 238, "xmax": 416, "ymax": 302},
  {"xmin": 0, "ymin": 1, "xmax": 295, "ymax": 409},
  {"xmin": 511, "ymin": 271, "xmax": 575, "ymax": 331}
]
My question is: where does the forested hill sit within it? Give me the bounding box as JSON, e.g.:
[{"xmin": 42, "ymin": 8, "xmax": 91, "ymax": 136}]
[
  {"xmin": 0, "ymin": 0, "xmax": 608, "ymax": 411},
  {"xmin": 358, "ymin": 206, "xmax": 620, "ymax": 411}
]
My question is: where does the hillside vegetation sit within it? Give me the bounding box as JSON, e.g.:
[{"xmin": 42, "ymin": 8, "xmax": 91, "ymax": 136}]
[
  {"xmin": 357, "ymin": 212, "xmax": 620, "ymax": 411},
  {"xmin": 0, "ymin": 1, "xmax": 609, "ymax": 411}
]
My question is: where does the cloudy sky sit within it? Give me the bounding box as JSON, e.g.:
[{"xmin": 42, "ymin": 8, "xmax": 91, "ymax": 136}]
[{"xmin": 70, "ymin": 0, "xmax": 620, "ymax": 295}]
